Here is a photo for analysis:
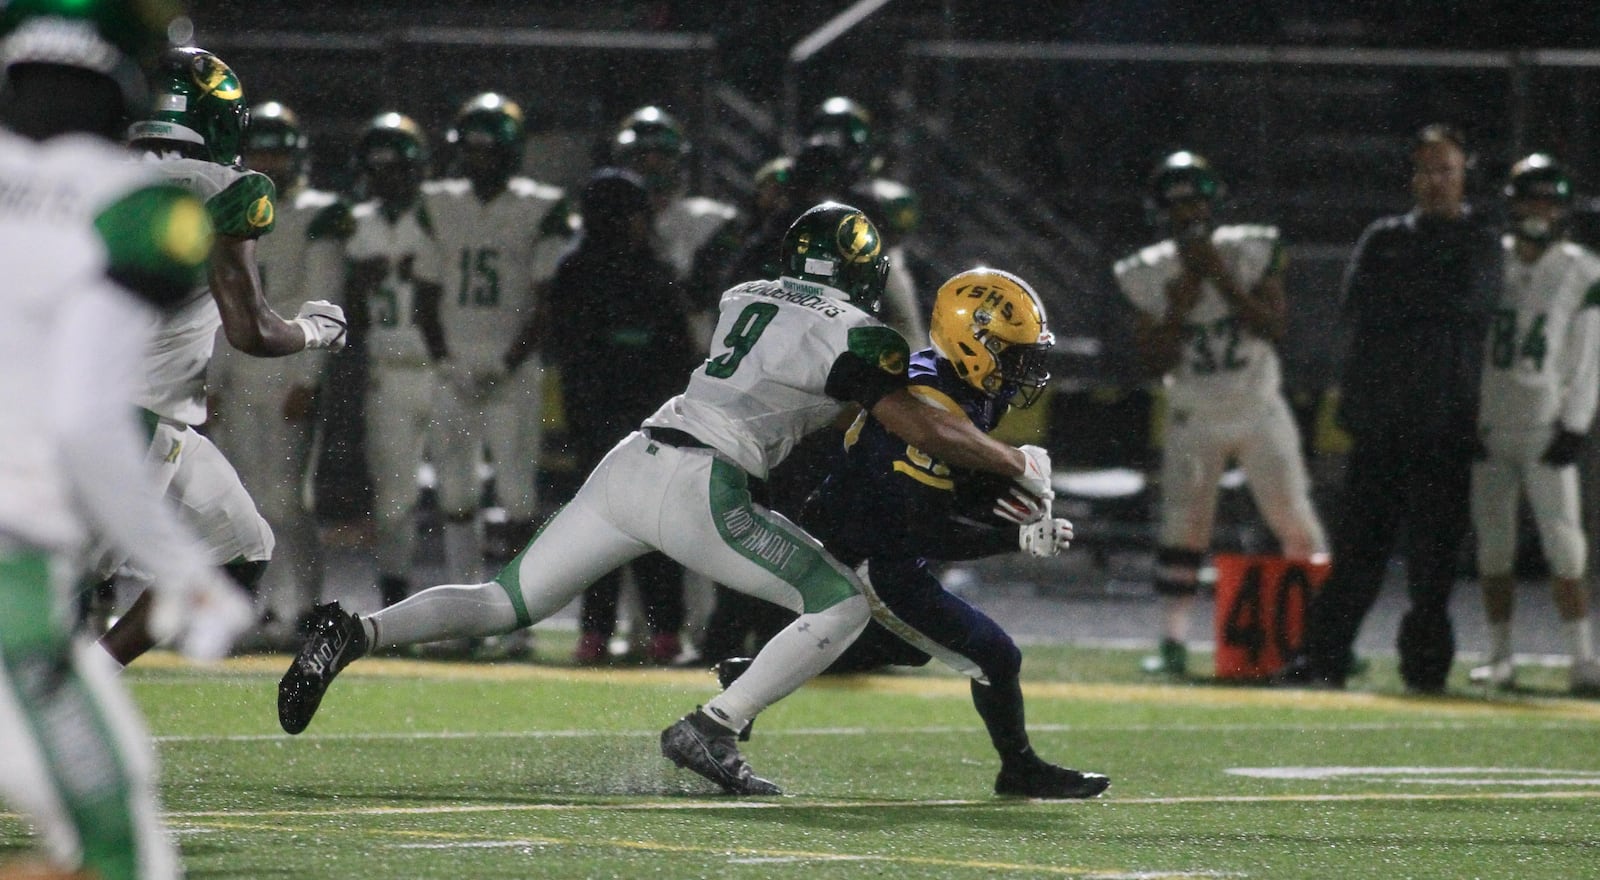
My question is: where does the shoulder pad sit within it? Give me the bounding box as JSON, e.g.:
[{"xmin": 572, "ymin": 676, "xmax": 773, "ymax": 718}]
[
  {"xmin": 422, "ymin": 178, "xmax": 471, "ymax": 199},
  {"xmin": 208, "ymin": 170, "xmax": 276, "ymax": 238},
  {"xmin": 508, "ymin": 176, "xmax": 566, "ymax": 203},
  {"xmin": 1216, "ymin": 223, "xmax": 1279, "ymax": 244},
  {"xmin": 307, "ymin": 199, "xmax": 355, "ymax": 241},
  {"xmin": 538, "ymin": 195, "xmax": 578, "ymax": 238},
  {"xmin": 847, "ymin": 324, "xmax": 910, "ymax": 377},
  {"xmin": 96, "ymin": 183, "xmax": 215, "ymax": 309}
]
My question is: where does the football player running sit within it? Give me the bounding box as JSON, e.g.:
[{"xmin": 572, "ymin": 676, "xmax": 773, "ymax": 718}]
[
  {"xmin": 742, "ymin": 267, "xmax": 1107, "ymax": 799},
  {"xmin": 94, "ymin": 46, "xmax": 349, "ymax": 667},
  {"xmin": 415, "ymin": 92, "xmax": 575, "ymax": 590},
  {"xmin": 208, "ymin": 100, "xmax": 351, "ymax": 644},
  {"xmin": 0, "ymin": 1, "xmax": 254, "ymax": 877},
  {"xmin": 1115, "ymin": 151, "xmax": 1327, "ymax": 677},
  {"xmin": 343, "ymin": 112, "xmax": 442, "ymax": 610},
  {"xmin": 280, "ymin": 203, "xmax": 1055, "ymax": 796},
  {"xmin": 1469, "ymin": 154, "xmax": 1600, "ymax": 694}
]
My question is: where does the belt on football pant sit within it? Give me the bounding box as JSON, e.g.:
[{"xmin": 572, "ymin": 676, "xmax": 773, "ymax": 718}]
[{"xmin": 643, "ymin": 427, "xmax": 712, "ymax": 450}]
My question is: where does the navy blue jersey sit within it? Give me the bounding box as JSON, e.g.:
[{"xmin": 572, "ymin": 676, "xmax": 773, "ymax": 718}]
[{"xmin": 802, "ymin": 348, "xmax": 1017, "ymax": 566}]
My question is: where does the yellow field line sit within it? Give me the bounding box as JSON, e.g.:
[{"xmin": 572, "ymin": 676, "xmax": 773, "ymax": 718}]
[
  {"xmin": 171, "ymin": 815, "xmax": 1223, "ymax": 878},
  {"xmin": 132, "ymin": 651, "xmax": 1600, "ymax": 722}
]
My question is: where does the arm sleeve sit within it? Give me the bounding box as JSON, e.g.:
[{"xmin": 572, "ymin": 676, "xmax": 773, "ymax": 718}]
[
  {"xmin": 824, "ymin": 325, "xmax": 910, "ymax": 408},
  {"xmin": 1558, "ymin": 281, "xmax": 1600, "ymax": 433},
  {"xmin": 49, "ymin": 287, "xmax": 212, "ymax": 590}
]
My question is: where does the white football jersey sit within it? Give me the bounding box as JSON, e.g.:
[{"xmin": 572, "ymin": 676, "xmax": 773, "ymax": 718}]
[
  {"xmin": 349, "ymin": 199, "xmax": 434, "ymax": 366},
  {"xmin": 644, "ymin": 278, "xmax": 908, "ymax": 479},
  {"xmin": 0, "ymin": 132, "xmax": 188, "ymax": 548},
  {"xmin": 1478, "ymin": 237, "xmax": 1600, "ymax": 433},
  {"xmin": 655, "ymin": 193, "xmax": 738, "ymax": 280},
  {"xmin": 414, "ymin": 177, "xmax": 573, "ymax": 368},
  {"xmin": 134, "ymin": 155, "xmax": 276, "ymax": 424},
  {"xmin": 1114, "ymin": 224, "xmax": 1283, "ymax": 408}
]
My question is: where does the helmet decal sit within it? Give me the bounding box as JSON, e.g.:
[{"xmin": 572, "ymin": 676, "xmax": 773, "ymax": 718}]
[
  {"xmin": 247, "ymin": 195, "xmax": 274, "ymax": 229},
  {"xmin": 838, "ymin": 212, "xmax": 879, "ymax": 263},
  {"xmin": 190, "ymin": 51, "xmax": 241, "ymax": 101}
]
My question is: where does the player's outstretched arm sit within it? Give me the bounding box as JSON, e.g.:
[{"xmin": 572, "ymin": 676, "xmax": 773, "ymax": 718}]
[
  {"xmin": 211, "ymin": 235, "xmax": 346, "ymax": 356},
  {"xmin": 871, "ymin": 388, "xmax": 1028, "ymax": 481}
]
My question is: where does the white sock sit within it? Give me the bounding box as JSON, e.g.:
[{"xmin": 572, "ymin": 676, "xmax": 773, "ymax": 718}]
[
  {"xmin": 443, "ymin": 519, "xmax": 482, "ymax": 583},
  {"xmin": 1488, "ymin": 622, "xmax": 1513, "ymax": 663},
  {"xmin": 366, "ymin": 583, "xmax": 520, "ymax": 650},
  {"xmin": 1163, "ymin": 594, "xmax": 1195, "ymax": 643},
  {"xmin": 1566, "ymin": 618, "xmax": 1594, "ymax": 661},
  {"xmin": 703, "ymin": 595, "xmax": 869, "ymax": 732}
]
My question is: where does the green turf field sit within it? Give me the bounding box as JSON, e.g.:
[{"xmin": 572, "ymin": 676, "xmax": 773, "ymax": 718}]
[{"xmin": 5, "ymin": 639, "xmax": 1599, "ymax": 879}]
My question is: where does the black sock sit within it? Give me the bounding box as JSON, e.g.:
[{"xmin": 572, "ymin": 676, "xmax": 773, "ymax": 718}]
[{"xmin": 972, "ymin": 677, "xmax": 1033, "ymax": 766}]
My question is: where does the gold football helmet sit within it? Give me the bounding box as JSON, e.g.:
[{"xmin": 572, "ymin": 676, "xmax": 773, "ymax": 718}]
[{"xmin": 929, "ymin": 268, "xmax": 1055, "ymax": 407}]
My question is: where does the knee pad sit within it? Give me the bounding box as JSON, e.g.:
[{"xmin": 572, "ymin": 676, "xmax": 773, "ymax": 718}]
[{"xmin": 1155, "ymin": 547, "xmax": 1205, "ymax": 596}]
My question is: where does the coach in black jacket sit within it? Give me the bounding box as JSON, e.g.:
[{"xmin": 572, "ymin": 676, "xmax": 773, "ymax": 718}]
[{"xmin": 1292, "ymin": 124, "xmax": 1502, "ymax": 692}]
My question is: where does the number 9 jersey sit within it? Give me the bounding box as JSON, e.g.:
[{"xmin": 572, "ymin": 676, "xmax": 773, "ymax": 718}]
[
  {"xmin": 1114, "ymin": 224, "xmax": 1284, "ymax": 412},
  {"xmin": 643, "ymin": 277, "xmax": 910, "ymax": 480}
]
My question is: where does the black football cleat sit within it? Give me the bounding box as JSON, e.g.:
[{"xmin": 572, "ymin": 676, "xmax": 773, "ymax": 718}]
[
  {"xmin": 995, "ymin": 758, "xmax": 1111, "ymax": 799},
  {"xmin": 660, "ymin": 709, "xmax": 782, "ymax": 796},
  {"xmin": 278, "ymin": 601, "xmax": 368, "ymax": 734},
  {"xmin": 712, "ymin": 657, "xmax": 756, "ymax": 741}
]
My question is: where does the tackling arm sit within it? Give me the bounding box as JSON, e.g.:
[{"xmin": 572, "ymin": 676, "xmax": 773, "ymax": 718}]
[
  {"xmin": 210, "ymin": 234, "xmax": 312, "ymax": 356},
  {"xmin": 871, "ymin": 388, "xmax": 1025, "ymax": 478}
]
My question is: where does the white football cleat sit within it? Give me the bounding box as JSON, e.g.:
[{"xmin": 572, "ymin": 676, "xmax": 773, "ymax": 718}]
[{"xmin": 1469, "ymin": 657, "xmax": 1515, "ymax": 690}]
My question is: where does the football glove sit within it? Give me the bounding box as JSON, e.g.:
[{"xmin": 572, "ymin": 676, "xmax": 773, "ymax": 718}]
[
  {"xmin": 1541, "ymin": 428, "xmax": 1586, "ymax": 467},
  {"xmin": 293, "ymin": 300, "xmax": 349, "ymax": 352},
  {"xmin": 1014, "ymin": 444, "xmax": 1055, "ymax": 502},
  {"xmin": 1019, "ymin": 515, "xmax": 1074, "ymax": 558},
  {"xmin": 993, "ymin": 485, "xmax": 1049, "ymax": 525},
  {"xmin": 147, "ymin": 570, "xmax": 256, "ymax": 663}
]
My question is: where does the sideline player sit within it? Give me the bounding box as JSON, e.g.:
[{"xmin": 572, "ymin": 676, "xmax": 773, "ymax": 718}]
[
  {"xmin": 416, "ymin": 92, "xmax": 575, "ymax": 584},
  {"xmin": 1469, "ymin": 154, "xmax": 1600, "ymax": 694},
  {"xmin": 343, "ymin": 112, "xmax": 440, "ymax": 609},
  {"xmin": 771, "ymin": 267, "xmax": 1108, "ymax": 798},
  {"xmin": 96, "ymin": 47, "xmax": 348, "ymax": 666},
  {"xmin": 0, "ymin": 2, "xmax": 254, "ymax": 877},
  {"xmin": 279, "ymin": 203, "xmax": 1055, "ymax": 796},
  {"xmin": 1114, "ymin": 151, "xmax": 1327, "ymax": 676},
  {"xmin": 208, "ymin": 100, "xmax": 350, "ymax": 642}
]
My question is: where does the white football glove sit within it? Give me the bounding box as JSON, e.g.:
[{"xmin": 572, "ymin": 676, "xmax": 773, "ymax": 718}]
[
  {"xmin": 993, "ymin": 485, "xmax": 1049, "ymax": 525},
  {"xmin": 293, "ymin": 300, "xmax": 348, "ymax": 352},
  {"xmin": 1019, "ymin": 515, "xmax": 1074, "ymax": 558},
  {"xmin": 1014, "ymin": 444, "xmax": 1055, "ymax": 502},
  {"xmin": 147, "ymin": 570, "xmax": 256, "ymax": 663}
]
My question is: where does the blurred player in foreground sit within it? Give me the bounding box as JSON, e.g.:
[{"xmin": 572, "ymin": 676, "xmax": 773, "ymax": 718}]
[{"xmin": 0, "ymin": 1, "xmax": 254, "ymax": 877}]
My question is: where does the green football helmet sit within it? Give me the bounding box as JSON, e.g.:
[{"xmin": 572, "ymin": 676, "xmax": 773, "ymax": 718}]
[
  {"xmin": 613, "ymin": 105, "xmax": 690, "ymax": 158},
  {"xmin": 0, "ymin": 0, "xmax": 185, "ymax": 113},
  {"xmin": 244, "ymin": 101, "xmax": 308, "ymax": 187},
  {"xmin": 1147, "ymin": 151, "xmax": 1225, "ymax": 209},
  {"xmin": 447, "ymin": 92, "xmax": 525, "ymax": 172},
  {"xmin": 1505, "ymin": 153, "xmax": 1573, "ymax": 204},
  {"xmin": 357, "ymin": 111, "xmax": 429, "ymax": 173},
  {"xmin": 779, "ymin": 201, "xmax": 890, "ymax": 315},
  {"xmin": 803, "ymin": 96, "xmax": 878, "ymax": 178},
  {"xmin": 127, "ymin": 46, "xmax": 249, "ymax": 166}
]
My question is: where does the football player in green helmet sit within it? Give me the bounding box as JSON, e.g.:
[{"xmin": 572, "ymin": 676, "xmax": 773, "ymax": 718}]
[
  {"xmin": 803, "ymin": 95, "xmax": 878, "ymax": 179},
  {"xmin": 411, "ymin": 92, "xmax": 575, "ymax": 626},
  {"xmin": 1145, "ymin": 150, "xmax": 1227, "ymax": 241},
  {"xmin": 347, "ymin": 111, "xmax": 445, "ymax": 612},
  {"xmin": 99, "ymin": 43, "xmax": 350, "ymax": 670},
  {"xmin": 0, "ymin": 2, "xmax": 257, "ymax": 879},
  {"xmin": 243, "ymin": 100, "xmax": 309, "ymax": 194},
  {"xmin": 447, "ymin": 91, "xmax": 525, "ymax": 200}
]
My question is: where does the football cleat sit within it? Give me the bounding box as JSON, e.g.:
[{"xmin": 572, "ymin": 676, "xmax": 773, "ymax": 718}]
[
  {"xmin": 1569, "ymin": 658, "xmax": 1600, "ymax": 697},
  {"xmin": 713, "ymin": 657, "xmax": 755, "ymax": 741},
  {"xmin": 660, "ymin": 709, "xmax": 782, "ymax": 796},
  {"xmin": 1139, "ymin": 638, "xmax": 1187, "ymax": 677},
  {"xmin": 277, "ymin": 601, "xmax": 368, "ymax": 734},
  {"xmin": 995, "ymin": 757, "xmax": 1111, "ymax": 799},
  {"xmin": 1469, "ymin": 657, "xmax": 1516, "ymax": 690}
]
